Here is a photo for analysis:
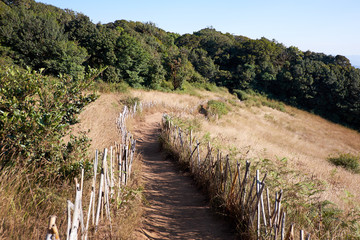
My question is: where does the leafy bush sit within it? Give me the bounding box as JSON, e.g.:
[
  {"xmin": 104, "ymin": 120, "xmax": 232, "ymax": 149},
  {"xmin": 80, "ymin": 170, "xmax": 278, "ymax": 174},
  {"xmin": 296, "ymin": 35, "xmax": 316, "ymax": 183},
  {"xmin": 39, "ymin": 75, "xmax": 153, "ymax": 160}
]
[
  {"xmin": 233, "ymin": 89, "xmax": 250, "ymax": 101},
  {"xmin": 120, "ymin": 96, "xmax": 141, "ymax": 108},
  {"xmin": 206, "ymin": 100, "xmax": 230, "ymax": 118},
  {"xmin": 0, "ymin": 66, "xmax": 96, "ymax": 180},
  {"xmin": 328, "ymin": 153, "xmax": 360, "ymax": 173}
]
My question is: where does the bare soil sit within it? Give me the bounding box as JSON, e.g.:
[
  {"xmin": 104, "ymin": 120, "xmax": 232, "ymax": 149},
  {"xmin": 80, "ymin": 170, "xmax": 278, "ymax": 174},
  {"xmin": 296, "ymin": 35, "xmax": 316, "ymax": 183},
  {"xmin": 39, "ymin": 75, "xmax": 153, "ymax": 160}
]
[{"xmin": 133, "ymin": 112, "xmax": 236, "ymax": 240}]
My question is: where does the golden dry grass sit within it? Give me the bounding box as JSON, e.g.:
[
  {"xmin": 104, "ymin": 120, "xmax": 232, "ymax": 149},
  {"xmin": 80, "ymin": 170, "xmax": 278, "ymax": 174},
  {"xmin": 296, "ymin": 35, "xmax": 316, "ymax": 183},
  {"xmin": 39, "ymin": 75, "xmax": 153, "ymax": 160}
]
[
  {"xmin": 128, "ymin": 88, "xmax": 360, "ymax": 211},
  {"xmin": 59, "ymin": 87, "xmax": 360, "ymax": 238}
]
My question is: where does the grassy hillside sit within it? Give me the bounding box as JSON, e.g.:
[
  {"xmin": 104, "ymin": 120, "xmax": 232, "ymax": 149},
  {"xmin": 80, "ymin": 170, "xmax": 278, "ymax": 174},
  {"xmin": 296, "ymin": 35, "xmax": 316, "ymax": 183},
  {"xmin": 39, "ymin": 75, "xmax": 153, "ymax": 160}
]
[{"xmin": 125, "ymin": 88, "xmax": 360, "ymax": 238}]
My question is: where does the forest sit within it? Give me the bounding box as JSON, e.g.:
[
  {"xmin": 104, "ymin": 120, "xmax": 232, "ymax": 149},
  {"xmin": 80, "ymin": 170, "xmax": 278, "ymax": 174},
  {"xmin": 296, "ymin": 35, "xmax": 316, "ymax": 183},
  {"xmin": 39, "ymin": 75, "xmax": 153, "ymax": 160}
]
[{"xmin": 1, "ymin": 0, "xmax": 360, "ymax": 131}]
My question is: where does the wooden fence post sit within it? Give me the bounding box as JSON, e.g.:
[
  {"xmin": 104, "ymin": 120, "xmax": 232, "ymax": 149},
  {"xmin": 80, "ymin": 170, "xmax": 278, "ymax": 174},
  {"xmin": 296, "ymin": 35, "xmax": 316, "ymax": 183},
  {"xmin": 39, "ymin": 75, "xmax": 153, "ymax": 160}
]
[{"xmin": 46, "ymin": 215, "xmax": 60, "ymax": 240}]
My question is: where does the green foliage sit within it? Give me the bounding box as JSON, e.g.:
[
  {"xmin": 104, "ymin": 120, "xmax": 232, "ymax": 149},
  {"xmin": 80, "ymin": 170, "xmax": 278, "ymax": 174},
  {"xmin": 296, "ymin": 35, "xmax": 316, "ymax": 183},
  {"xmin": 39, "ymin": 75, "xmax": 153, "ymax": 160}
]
[
  {"xmin": 120, "ymin": 96, "xmax": 141, "ymax": 108},
  {"xmin": 0, "ymin": 66, "xmax": 96, "ymax": 181},
  {"xmin": 1, "ymin": 0, "xmax": 360, "ymax": 129},
  {"xmin": 0, "ymin": 2, "xmax": 88, "ymax": 78},
  {"xmin": 206, "ymin": 100, "xmax": 230, "ymax": 118},
  {"xmin": 328, "ymin": 153, "xmax": 360, "ymax": 173},
  {"xmin": 234, "ymin": 89, "xmax": 286, "ymax": 112}
]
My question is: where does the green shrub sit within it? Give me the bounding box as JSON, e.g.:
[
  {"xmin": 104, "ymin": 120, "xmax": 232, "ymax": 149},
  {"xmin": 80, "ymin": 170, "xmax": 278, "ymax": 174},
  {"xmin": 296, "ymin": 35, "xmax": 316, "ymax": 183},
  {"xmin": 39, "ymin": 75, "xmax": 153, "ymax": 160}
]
[
  {"xmin": 121, "ymin": 96, "xmax": 141, "ymax": 108},
  {"xmin": 233, "ymin": 89, "xmax": 250, "ymax": 101},
  {"xmin": 0, "ymin": 66, "xmax": 96, "ymax": 180},
  {"xmin": 91, "ymin": 79, "xmax": 129, "ymax": 93},
  {"xmin": 328, "ymin": 153, "xmax": 360, "ymax": 173},
  {"xmin": 206, "ymin": 100, "xmax": 230, "ymax": 118}
]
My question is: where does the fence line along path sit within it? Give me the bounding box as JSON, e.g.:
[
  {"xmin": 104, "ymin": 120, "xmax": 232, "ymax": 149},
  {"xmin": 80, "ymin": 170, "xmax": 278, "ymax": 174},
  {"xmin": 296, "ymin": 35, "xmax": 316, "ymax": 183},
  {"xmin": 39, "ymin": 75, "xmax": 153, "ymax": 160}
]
[
  {"xmin": 46, "ymin": 106, "xmax": 138, "ymax": 240},
  {"xmin": 134, "ymin": 112, "xmax": 236, "ymax": 240},
  {"xmin": 161, "ymin": 114, "xmax": 311, "ymax": 240}
]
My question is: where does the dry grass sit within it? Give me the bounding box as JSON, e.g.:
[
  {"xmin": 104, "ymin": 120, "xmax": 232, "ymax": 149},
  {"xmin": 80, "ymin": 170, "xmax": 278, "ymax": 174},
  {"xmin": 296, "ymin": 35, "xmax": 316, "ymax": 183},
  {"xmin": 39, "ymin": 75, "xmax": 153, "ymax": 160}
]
[
  {"xmin": 7, "ymin": 86, "xmax": 356, "ymax": 238},
  {"xmin": 0, "ymin": 166, "xmax": 73, "ymax": 239},
  {"xmin": 129, "ymin": 88, "xmax": 360, "ymax": 212}
]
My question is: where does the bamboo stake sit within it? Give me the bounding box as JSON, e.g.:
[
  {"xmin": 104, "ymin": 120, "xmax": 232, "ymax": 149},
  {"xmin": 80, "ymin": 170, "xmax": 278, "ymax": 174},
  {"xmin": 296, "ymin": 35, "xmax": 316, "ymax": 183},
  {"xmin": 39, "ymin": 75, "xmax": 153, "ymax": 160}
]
[
  {"xmin": 110, "ymin": 146, "xmax": 114, "ymax": 198},
  {"xmin": 95, "ymin": 149, "xmax": 107, "ymax": 232},
  {"xmin": 240, "ymin": 161, "xmax": 250, "ymax": 208},
  {"xmin": 260, "ymin": 186, "xmax": 268, "ymax": 234},
  {"xmin": 69, "ymin": 179, "xmax": 81, "ymax": 240},
  {"xmin": 66, "ymin": 200, "xmax": 74, "ymax": 240},
  {"xmin": 256, "ymin": 170, "xmax": 260, "ymax": 239},
  {"xmin": 46, "ymin": 215, "xmax": 60, "ymax": 240},
  {"xmin": 189, "ymin": 129, "xmax": 192, "ymax": 154},
  {"xmin": 300, "ymin": 230, "xmax": 304, "ymax": 240},
  {"xmin": 281, "ymin": 211, "xmax": 286, "ymax": 240},
  {"xmin": 236, "ymin": 162, "xmax": 241, "ymax": 198},
  {"xmin": 285, "ymin": 223, "xmax": 295, "ymax": 240},
  {"xmin": 91, "ymin": 150, "xmax": 98, "ymax": 226},
  {"xmin": 84, "ymin": 177, "xmax": 95, "ymax": 240},
  {"xmin": 196, "ymin": 140, "xmax": 200, "ymax": 170},
  {"xmin": 266, "ymin": 188, "xmax": 272, "ymax": 227}
]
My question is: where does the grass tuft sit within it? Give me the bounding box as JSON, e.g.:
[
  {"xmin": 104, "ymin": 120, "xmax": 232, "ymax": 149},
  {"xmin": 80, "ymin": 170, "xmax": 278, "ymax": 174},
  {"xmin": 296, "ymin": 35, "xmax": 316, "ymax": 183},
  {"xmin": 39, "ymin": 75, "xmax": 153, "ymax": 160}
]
[{"xmin": 328, "ymin": 153, "xmax": 360, "ymax": 173}]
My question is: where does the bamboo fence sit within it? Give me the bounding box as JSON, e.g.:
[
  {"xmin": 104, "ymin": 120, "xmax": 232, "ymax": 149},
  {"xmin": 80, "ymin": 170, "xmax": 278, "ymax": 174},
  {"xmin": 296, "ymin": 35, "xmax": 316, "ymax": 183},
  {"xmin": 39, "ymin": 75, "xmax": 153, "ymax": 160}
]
[
  {"xmin": 161, "ymin": 114, "xmax": 311, "ymax": 240},
  {"xmin": 46, "ymin": 106, "xmax": 137, "ymax": 240}
]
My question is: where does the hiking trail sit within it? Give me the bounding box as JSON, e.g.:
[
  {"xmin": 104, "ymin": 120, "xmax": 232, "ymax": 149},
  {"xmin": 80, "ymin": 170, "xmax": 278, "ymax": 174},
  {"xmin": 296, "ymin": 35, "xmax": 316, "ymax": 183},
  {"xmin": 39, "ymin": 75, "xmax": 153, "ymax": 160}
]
[{"xmin": 133, "ymin": 112, "xmax": 235, "ymax": 240}]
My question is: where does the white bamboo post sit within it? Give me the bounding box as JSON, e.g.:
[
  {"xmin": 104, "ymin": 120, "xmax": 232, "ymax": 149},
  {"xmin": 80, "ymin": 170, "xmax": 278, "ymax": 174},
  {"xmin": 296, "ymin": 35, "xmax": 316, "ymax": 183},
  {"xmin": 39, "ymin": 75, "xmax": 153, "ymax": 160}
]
[
  {"xmin": 92, "ymin": 150, "xmax": 98, "ymax": 225},
  {"xmin": 300, "ymin": 230, "xmax": 304, "ymax": 240},
  {"xmin": 118, "ymin": 144, "xmax": 123, "ymax": 188},
  {"xmin": 84, "ymin": 177, "xmax": 95, "ymax": 240},
  {"xmin": 281, "ymin": 211, "xmax": 286, "ymax": 240},
  {"xmin": 95, "ymin": 149, "xmax": 107, "ymax": 231},
  {"xmin": 66, "ymin": 200, "xmax": 74, "ymax": 240},
  {"xmin": 266, "ymin": 188, "xmax": 272, "ymax": 227},
  {"xmin": 109, "ymin": 146, "xmax": 113, "ymax": 196},
  {"xmin": 260, "ymin": 186, "xmax": 268, "ymax": 234},
  {"xmin": 69, "ymin": 179, "xmax": 82, "ymax": 240}
]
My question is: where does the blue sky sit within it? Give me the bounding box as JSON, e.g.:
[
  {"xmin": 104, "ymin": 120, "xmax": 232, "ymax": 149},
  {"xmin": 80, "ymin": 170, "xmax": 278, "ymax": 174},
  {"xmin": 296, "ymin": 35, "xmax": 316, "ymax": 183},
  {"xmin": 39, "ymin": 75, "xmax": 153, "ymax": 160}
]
[{"xmin": 37, "ymin": 0, "xmax": 360, "ymax": 65}]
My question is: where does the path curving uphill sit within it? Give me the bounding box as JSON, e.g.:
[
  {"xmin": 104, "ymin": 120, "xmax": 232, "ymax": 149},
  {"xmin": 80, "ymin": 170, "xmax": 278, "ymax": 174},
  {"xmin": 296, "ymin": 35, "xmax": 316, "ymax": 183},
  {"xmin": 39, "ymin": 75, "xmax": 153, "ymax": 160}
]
[{"xmin": 134, "ymin": 112, "xmax": 236, "ymax": 240}]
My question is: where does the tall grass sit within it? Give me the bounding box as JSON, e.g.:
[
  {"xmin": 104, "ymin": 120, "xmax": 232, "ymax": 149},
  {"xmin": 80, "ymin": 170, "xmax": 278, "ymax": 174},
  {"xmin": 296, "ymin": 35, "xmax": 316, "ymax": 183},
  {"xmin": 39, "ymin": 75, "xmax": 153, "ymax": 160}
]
[{"xmin": 160, "ymin": 114, "xmax": 360, "ymax": 239}]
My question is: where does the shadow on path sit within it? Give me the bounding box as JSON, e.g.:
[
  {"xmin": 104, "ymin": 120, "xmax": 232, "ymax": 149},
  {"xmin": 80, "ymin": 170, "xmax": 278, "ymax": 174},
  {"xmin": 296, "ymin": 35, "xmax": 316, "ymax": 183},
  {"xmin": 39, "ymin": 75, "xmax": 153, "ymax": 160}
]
[{"xmin": 134, "ymin": 113, "xmax": 236, "ymax": 240}]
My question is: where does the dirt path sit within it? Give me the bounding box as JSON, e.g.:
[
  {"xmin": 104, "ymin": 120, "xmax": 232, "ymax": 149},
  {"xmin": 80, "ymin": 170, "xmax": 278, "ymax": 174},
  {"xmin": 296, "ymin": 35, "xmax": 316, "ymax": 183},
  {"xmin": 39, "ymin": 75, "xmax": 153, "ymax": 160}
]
[{"xmin": 133, "ymin": 112, "xmax": 236, "ymax": 240}]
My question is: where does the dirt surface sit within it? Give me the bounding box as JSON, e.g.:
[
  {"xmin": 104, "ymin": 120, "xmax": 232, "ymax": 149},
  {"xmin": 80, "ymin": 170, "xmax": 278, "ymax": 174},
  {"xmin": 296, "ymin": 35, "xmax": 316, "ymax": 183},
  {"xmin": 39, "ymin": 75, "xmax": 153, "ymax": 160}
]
[{"xmin": 133, "ymin": 112, "xmax": 236, "ymax": 240}]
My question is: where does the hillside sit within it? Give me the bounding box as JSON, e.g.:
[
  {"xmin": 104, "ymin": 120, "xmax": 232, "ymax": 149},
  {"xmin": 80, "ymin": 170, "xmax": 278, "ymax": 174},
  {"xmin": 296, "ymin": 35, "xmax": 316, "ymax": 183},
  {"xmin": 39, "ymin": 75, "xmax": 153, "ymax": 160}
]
[
  {"xmin": 1, "ymin": 0, "xmax": 360, "ymax": 238},
  {"xmin": 0, "ymin": 0, "xmax": 360, "ymax": 130},
  {"xmin": 65, "ymin": 88, "xmax": 360, "ymax": 238}
]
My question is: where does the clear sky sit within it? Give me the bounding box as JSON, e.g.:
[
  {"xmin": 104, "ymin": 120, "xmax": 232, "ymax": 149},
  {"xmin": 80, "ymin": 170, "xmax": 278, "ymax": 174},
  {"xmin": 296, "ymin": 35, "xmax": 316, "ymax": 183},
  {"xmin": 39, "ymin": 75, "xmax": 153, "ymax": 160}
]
[{"xmin": 37, "ymin": 0, "xmax": 360, "ymax": 65}]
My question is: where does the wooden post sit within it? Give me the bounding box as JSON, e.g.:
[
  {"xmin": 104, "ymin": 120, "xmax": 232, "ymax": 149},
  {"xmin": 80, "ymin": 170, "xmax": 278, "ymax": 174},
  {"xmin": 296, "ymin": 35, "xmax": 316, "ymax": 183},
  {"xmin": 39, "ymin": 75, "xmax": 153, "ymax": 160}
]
[
  {"xmin": 66, "ymin": 200, "xmax": 74, "ymax": 240},
  {"xmin": 69, "ymin": 179, "xmax": 82, "ymax": 240},
  {"xmin": 46, "ymin": 215, "xmax": 60, "ymax": 240},
  {"xmin": 110, "ymin": 146, "xmax": 114, "ymax": 198},
  {"xmin": 266, "ymin": 188, "xmax": 272, "ymax": 227},
  {"xmin": 196, "ymin": 140, "xmax": 200, "ymax": 170},
  {"xmin": 95, "ymin": 149, "xmax": 107, "ymax": 232},
  {"xmin": 300, "ymin": 230, "xmax": 304, "ymax": 240},
  {"xmin": 281, "ymin": 211, "xmax": 286, "ymax": 240},
  {"xmin": 285, "ymin": 223, "xmax": 295, "ymax": 240},
  {"xmin": 256, "ymin": 170, "xmax": 260, "ymax": 239}
]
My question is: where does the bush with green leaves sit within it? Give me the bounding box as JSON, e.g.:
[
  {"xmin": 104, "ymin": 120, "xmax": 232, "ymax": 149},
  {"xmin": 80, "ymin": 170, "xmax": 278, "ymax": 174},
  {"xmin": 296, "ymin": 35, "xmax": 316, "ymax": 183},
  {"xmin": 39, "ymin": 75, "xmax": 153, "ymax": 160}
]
[
  {"xmin": 328, "ymin": 153, "xmax": 360, "ymax": 173},
  {"xmin": 0, "ymin": 66, "xmax": 97, "ymax": 181},
  {"xmin": 205, "ymin": 100, "xmax": 230, "ymax": 118}
]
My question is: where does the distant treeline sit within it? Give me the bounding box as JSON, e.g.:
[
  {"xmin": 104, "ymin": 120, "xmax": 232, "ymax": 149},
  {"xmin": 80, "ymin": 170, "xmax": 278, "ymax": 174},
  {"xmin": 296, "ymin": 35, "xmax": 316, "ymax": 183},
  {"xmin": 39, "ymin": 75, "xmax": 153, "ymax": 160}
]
[{"xmin": 1, "ymin": 0, "xmax": 359, "ymax": 129}]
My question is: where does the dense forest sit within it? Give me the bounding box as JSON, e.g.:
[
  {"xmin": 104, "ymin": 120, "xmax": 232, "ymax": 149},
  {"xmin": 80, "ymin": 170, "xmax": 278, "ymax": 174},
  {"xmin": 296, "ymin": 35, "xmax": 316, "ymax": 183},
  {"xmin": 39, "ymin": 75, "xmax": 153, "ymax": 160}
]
[{"xmin": 1, "ymin": 0, "xmax": 360, "ymax": 130}]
